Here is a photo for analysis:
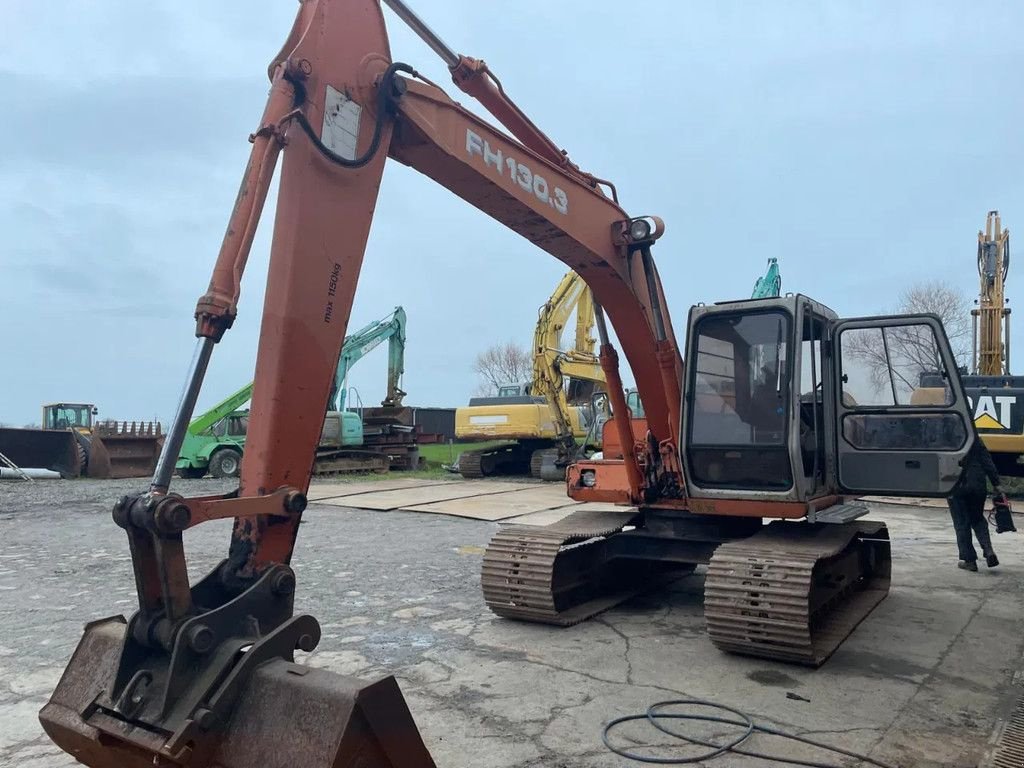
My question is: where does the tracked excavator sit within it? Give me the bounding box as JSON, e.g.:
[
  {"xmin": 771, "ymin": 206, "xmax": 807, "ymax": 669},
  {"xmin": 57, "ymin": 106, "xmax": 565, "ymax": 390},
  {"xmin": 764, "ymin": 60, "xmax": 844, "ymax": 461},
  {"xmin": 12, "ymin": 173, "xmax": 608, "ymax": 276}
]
[
  {"xmin": 42, "ymin": 2, "xmax": 980, "ymax": 766},
  {"xmin": 456, "ymin": 269, "xmax": 606, "ymax": 479},
  {"xmin": 175, "ymin": 307, "xmax": 410, "ymax": 478}
]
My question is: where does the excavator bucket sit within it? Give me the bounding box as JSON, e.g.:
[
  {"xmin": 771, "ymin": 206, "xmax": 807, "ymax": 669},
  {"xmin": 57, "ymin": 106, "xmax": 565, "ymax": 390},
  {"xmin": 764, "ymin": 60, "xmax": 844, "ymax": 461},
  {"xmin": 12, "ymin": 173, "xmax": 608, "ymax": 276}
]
[
  {"xmin": 87, "ymin": 421, "xmax": 165, "ymax": 479},
  {"xmin": 40, "ymin": 617, "xmax": 436, "ymax": 768},
  {"xmin": 0, "ymin": 427, "xmax": 83, "ymax": 478}
]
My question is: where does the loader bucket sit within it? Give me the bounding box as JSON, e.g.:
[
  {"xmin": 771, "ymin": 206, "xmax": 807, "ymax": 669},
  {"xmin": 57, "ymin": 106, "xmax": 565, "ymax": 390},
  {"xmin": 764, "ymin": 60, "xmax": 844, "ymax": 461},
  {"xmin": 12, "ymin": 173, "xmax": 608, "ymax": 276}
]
[
  {"xmin": 40, "ymin": 617, "xmax": 436, "ymax": 768},
  {"xmin": 0, "ymin": 427, "xmax": 83, "ymax": 477},
  {"xmin": 87, "ymin": 421, "xmax": 164, "ymax": 479}
]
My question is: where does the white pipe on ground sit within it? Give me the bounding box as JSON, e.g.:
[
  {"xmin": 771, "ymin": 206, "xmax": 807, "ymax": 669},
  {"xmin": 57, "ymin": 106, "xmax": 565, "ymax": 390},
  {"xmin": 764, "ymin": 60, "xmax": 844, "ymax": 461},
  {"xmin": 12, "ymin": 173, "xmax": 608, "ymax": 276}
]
[{"xmin": 0, "ymin": 467, "xmax": 61, "ymax": 480}]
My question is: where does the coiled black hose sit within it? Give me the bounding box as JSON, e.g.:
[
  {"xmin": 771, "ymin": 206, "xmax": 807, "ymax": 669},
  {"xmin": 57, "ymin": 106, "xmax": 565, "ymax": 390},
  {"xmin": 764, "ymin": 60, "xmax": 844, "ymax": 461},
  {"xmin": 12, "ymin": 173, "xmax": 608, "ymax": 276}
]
[{"xmin": 602, "ymin": 698, "xmax": 898, "ymax": 768}]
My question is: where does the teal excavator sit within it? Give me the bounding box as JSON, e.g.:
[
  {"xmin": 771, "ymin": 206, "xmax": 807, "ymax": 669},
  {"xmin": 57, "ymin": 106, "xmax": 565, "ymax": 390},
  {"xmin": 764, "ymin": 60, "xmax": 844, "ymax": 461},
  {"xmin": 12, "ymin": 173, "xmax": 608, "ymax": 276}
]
[
  {"xmin": 176, "ymin": 307, "xmax": 407, "ymax": 478},
  {"xmin": 751, "ymin": 257, "xmax": 782, "ymax": 300}
]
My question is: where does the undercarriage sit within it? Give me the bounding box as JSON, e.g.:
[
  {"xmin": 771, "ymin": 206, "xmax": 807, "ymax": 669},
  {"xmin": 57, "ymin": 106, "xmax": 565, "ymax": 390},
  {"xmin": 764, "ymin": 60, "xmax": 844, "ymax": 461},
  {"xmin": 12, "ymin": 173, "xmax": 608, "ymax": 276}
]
[{"xmin": 483, "ymin": 506, "xmax": 891, "ymax": 666}]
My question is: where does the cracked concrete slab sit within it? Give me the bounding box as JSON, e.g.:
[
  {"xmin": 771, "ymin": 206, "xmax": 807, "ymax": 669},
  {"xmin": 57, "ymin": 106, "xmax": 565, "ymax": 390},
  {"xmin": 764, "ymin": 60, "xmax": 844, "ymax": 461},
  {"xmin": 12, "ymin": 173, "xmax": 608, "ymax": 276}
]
[{"xmin": 2, "ymin": 480, "xmax": 1024, "ymax": 767}]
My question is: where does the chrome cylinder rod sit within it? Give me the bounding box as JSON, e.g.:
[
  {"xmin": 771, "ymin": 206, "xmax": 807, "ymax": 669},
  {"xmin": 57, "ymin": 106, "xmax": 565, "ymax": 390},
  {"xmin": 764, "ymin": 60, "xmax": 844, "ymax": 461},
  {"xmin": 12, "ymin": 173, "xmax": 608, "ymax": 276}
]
[
  {"xmin": 593, "ymin": 301, "xmax": 611, "ymax": 347},
  {"xmin": 151, "ymin": 337, "xmax": 215, "ymax": 493},
  {"xmin": 381, "ymin": 0, "xmax": 459, "ymax": 67},
  {"xmin": 640, "ymin": 247, "xmax": 668, "ymax": 342}
]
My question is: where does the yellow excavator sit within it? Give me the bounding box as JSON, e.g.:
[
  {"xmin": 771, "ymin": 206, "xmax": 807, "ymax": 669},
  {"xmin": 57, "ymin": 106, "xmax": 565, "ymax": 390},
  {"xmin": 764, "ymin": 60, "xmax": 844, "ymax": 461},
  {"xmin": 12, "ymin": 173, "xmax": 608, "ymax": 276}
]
[
  {"xmin": 963, "ymin": 211, "xmax": 1024, "ymax": 474},
  {"xmin": 455, "ymin": 270, "xmax": 606, "ymax": 479},
  {"xmin": 915, "ymin": 211, "xmax": 1024, "ymax": 475}
]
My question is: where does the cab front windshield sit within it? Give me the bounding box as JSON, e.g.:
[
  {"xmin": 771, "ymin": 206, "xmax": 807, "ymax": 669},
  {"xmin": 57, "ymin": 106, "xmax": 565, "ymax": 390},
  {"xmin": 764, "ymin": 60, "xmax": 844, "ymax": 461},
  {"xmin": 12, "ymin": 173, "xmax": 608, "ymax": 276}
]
[
  {"xmin": 46, "ymin": 405, "xmax": 92, "ymax": 431},
  {"xmin": 687, "ymin": 310, "xmax": 793, "ymax": 489}
]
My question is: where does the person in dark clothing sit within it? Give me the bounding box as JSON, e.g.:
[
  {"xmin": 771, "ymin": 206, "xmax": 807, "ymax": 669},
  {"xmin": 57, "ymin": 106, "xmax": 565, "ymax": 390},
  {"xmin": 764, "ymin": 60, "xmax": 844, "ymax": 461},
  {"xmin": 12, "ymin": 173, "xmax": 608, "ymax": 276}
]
[{"xmin": 948, "ymin": 438, "xmax": 1002, "ymax": 571}]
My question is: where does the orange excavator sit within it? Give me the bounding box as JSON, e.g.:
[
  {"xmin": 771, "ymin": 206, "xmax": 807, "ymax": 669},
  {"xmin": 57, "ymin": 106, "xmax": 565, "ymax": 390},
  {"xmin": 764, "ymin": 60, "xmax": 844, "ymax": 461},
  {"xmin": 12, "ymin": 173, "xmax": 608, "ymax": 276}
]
[{"xmin": 41, "ymin": 1, "xmax": 980, "ymax": 766}]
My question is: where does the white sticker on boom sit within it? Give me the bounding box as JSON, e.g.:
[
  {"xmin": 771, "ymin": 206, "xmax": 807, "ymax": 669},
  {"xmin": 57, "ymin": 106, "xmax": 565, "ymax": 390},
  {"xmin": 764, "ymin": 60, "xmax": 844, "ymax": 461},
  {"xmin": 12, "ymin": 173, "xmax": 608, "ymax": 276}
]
[{"xmin": 322, "ymin": 85, "xmax": 362, "ymax": 160}]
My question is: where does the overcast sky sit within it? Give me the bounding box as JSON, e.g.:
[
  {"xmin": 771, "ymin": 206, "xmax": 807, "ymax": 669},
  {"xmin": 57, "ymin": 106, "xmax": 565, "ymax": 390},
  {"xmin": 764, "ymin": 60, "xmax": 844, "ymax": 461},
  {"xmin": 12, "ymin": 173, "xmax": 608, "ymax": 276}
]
[{"xmin": 2, "ymin": 0, "xmax": 1021, "ymax": 427}]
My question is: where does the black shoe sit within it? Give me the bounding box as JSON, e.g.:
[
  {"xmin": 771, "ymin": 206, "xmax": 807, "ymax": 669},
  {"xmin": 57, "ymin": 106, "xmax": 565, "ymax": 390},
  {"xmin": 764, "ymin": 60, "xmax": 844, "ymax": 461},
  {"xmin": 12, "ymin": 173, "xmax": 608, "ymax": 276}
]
[
  {"xmin": 958, "ymin": 560, "xmax": 979, "ymax": 572},
  {"xmin": 986, "ymin": 554, "xmax": 1000, "ymax": 568}
]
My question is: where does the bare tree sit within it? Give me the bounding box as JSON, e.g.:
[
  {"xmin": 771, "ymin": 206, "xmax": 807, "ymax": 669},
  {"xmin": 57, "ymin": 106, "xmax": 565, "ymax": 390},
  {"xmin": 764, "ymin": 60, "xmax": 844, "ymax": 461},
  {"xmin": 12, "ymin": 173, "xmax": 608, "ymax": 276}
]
[
  {"xmin": 474, "ymin": 342, "xmax": 532, "ymax": 394},
  {"xmin": 845, "ymin": 280, "xmax": 971, "ymax": 402},
  {"xmin": 895, "ymin": 281, "xmax": 971, "ymax": 365}
]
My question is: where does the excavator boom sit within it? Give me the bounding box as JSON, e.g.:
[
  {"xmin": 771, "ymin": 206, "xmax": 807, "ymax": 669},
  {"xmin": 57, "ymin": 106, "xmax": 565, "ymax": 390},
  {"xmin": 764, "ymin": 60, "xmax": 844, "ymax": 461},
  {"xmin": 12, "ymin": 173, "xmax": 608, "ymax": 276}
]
[
  {"xmin": 42, "ymin": 3, "xmax": 676, "ymax": 765},
  {"xmin": 186, "ymin": 384, "xmax": 255, "ymax": 437},
  {"xmin": 973, "ymin": 210, "xmax": 1011, "ymax": 375},
  {"xmin": 751, "ymin": 257, "xmax": 782, "ymax": 299}
]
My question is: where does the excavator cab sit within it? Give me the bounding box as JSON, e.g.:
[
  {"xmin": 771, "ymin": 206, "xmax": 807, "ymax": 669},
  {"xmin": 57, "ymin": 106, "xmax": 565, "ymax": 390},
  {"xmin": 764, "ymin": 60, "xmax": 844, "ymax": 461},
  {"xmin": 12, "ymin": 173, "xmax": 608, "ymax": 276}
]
[{"xmin": 683, "ymin": 294, "xmax": 975, "ymax": 504}]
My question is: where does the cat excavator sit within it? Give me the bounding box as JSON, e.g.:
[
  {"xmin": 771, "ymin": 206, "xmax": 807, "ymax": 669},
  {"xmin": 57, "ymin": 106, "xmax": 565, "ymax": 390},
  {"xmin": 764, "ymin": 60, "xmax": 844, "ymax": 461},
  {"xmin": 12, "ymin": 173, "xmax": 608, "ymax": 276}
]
[
  {"xmin": 455, "ymin": 269, "xmax": 606, "ymax": 479},
  {"xmin": 41, "ymin": 1, "xmax": 979, "ymax": 766},
  {"xmin": 962, "ymin": 212, "xmax": 1024, "ymax": 475},
  {"xmin": 914, "ymin": 211, "xmax": 1024, "ymax": 476}
]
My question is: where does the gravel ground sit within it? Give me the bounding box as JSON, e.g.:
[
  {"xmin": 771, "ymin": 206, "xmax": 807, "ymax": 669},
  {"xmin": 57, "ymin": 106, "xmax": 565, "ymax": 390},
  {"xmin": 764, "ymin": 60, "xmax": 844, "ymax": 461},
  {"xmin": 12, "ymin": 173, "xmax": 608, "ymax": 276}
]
[{"xmin": 3, "ymin": 478, "xmax": 1024, "ymax": 767}]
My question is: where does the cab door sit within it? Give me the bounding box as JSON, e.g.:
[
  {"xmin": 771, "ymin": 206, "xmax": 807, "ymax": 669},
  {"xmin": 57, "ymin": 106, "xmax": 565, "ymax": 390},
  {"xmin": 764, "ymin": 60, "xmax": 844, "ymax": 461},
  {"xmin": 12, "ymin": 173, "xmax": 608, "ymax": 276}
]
[{"xmin": 831, "ymin": 314, "xmax": 973, "ymax": 496}]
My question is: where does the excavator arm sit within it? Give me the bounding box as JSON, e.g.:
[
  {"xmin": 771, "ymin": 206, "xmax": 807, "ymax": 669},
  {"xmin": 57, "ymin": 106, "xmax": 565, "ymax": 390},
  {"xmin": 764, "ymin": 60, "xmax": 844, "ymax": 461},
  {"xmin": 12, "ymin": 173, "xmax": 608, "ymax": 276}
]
[
  {"xmin": 563, "ymin": 280, "xmax": 604, "ymax": 399},
  {"xmin": 529, "ymin": 270, "xmax": 607, "ymax": 473},
  {"xmin": 329, "ymin": 305, "xmax": 407, "ymax": 410},
  {"xmin": 974, "ymin": 211, "xmax": 1011, "ymax": 375},
  {"xmin": 42, "ymin": 2, "xmax": 682, "ymax": 765},
  {"xmin": 574, "ymin": 278, "xmax": 598, "ymax": 354},
  {"xmin": 751, "ymin": 257, "xmax": 782, "ymax": 299},
  {"xmin": 529, "ymin": 271, "xmax": 590, "ymax": 458}
]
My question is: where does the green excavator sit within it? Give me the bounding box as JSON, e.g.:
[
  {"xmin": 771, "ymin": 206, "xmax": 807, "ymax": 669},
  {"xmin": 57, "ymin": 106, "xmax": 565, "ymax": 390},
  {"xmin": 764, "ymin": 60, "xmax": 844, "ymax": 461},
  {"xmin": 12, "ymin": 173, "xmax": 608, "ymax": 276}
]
[{"xmin": 176, "ymin": 307, "xmax": 408, "ymax": 478}]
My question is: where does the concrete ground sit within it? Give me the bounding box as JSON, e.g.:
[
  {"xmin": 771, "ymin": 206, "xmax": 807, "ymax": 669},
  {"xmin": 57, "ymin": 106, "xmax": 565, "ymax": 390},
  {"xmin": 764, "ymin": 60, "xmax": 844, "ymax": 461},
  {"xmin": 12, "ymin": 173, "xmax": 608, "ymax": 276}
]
[{"xmin": 2, "ymin": 477, "xmax": 1024, "ymax": 767}]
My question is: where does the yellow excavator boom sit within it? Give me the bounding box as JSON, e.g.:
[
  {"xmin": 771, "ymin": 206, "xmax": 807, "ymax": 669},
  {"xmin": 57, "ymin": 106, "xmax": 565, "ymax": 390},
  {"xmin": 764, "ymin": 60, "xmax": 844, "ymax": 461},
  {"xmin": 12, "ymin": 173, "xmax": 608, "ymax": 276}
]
[
  {"xmin": 454, "ymin": 270, "xmax": 606, "ymax": 479},
  {"xmin": 973, "ymin": 210, "xmax": 1011, "ymax": 376}
]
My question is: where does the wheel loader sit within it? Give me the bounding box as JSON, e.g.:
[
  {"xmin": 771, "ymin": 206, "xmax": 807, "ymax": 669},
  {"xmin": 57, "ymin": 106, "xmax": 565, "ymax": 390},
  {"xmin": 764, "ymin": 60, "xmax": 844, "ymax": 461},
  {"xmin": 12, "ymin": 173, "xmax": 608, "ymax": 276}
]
[
  {"xmin": 0, "ymin": 402, "xmax": 163, "ymax": 479},
  {"xmin": 41, "ymin": 1, "xmax": 980, "ymax": 766}
]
